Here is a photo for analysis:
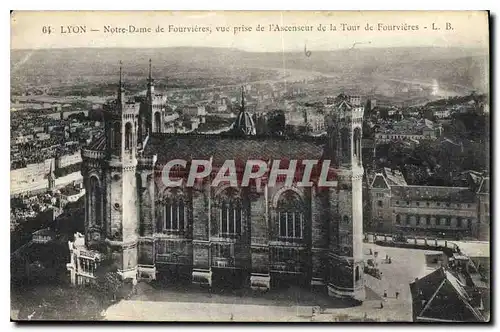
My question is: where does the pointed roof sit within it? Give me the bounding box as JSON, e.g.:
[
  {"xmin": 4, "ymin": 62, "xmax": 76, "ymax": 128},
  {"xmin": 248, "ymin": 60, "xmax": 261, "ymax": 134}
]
[
  {"xmin": 383, "ymin": 167, "xmax": 408, "ymax": 186},
  {"xmin": 477, "ymin": 177, "xmax": 490, "ymax": 194},
  {"xmin": 147, "ymin": 58, "xmax": 154, "ymax": 85},
  {"xmin": 118, "ymin": 61, "xmax": 124, "ymax": 93},
  {"xmin": 370, "ymin": 173, "xmax": 390, "ymax": 189},
  {"xmin": 410, "ymin": 267, "xmax": 485, "ymax": 322},
  {"xmin": 113, "ymin": 60, "xmax": 125, "ymax": 108}
]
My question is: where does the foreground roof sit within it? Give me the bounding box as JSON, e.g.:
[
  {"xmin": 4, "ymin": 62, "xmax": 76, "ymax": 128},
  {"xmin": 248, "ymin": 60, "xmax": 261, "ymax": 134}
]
[{"xmin": 410, "ymin": 267, "xmax": 485, "ymax": 322}]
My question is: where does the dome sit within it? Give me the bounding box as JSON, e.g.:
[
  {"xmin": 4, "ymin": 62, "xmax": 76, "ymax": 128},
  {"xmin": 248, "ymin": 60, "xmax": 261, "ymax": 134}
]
[
  {"xmin": 232, "ymin": 86, "xmax": 256, "ymax": 135},
  {"xmin": 234, "ymin": 110, "xmax": 256, "ymax": 135}
]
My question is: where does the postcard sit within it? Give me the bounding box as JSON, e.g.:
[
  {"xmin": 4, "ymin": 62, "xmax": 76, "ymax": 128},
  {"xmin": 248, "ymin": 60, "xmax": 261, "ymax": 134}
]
[{"xmin": 10, "ymin": 10, "xmax": 490, "ymax": 322}]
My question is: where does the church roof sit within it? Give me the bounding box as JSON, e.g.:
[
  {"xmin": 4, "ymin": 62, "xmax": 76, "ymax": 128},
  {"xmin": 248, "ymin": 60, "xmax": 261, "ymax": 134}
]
[{"xmin": 144, "ymin": 134, "xmax": 325, "ymax": 164}]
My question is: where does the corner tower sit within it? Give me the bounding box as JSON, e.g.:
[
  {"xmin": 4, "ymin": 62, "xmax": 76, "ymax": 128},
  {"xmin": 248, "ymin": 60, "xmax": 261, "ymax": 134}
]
[
  {"xmin": 145, "ymin": 59, "xmax": 168, "ymax": 134},
  {"xmin": 325, "ymin": 93, "xmax": 365, "ymax": 302},
  {"xmin": 102, "ymin": 61, "xmax": 141, "ymax": 280}
]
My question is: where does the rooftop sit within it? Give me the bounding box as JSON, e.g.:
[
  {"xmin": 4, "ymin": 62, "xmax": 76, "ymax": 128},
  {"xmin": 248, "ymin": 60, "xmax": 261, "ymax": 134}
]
[
  {"xmin": 391, "ymin": 185, "xmax": 476, "ymax": 203},
  {"xmin": 410, "ymin": 267, "xmax": 485, "ymax": 322}
]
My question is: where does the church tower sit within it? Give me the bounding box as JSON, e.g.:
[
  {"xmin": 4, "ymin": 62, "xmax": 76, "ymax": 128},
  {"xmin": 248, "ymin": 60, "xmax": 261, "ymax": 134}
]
[
  {"xmin": 146, "ymin": 58, "xmax": 157, "ymax": 135},
  {"xmin": 145, "ymin": 59, "xmax": 168, "ymax": 134},
  {"xmin": 101, "ymin": 61, "xmax": 141, "ymax": 280},
  {"xmin": 325, "ymin": 93, "xmax": 365, "ymax": 301}
]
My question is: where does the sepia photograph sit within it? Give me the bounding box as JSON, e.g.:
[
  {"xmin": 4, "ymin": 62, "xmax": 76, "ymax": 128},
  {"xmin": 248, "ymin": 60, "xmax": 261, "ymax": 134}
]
[{"xmin": 9, "ymin": 10, "xmax": 490, "ymax": 322}]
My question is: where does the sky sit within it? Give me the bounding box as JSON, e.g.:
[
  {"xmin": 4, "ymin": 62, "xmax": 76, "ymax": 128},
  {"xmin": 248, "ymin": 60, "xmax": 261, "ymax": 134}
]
[{"xmin": 11, "ymin": 11, "xmax": 489, "ymax": 52}]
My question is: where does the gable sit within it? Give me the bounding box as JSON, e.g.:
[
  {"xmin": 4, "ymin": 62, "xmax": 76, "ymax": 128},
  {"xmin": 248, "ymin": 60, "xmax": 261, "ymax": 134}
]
[
  {"xmin": 371, "ymin": 174, "xmax": 389, "ymax": 189},
  {"xmin": 477, "ymin": 177, "xmax": 490, "ymax": 194},
  {"xmin": 420, "ymin": 280, "xmax": 481, "ymax": 322}
]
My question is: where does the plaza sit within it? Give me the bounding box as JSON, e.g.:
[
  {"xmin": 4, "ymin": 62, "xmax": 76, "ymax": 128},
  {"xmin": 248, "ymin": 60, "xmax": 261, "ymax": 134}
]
[{"xmin": 104, "ymin": 243, "xmax": 447, "ymax": 322}]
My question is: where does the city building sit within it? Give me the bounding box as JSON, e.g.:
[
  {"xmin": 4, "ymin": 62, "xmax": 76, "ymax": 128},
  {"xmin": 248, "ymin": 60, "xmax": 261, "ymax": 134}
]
[
  {"xmin": 181, "ymin": 105, "xmax": 207, "ymax": 124},
  {"xmin": 374, "ymin": 119, "xmax": 443, "ymax": 143},
  {"xmin": 367, "ymin": 168, "xmax": 490, "ymax": 240},
  {"xmin": 433, "ymin": 109, "xmax": 451, "ymax": 119},
  {"xmin": 59, "ymin": 182, "xmax": 86, "ymax": 204},
  {"xmin": 285, "ymin": 106, "xmax": 325, "ymax": 134},
  {"xmin": 67, "ymin": 65, "xmax": 366, "ymax": 302}
]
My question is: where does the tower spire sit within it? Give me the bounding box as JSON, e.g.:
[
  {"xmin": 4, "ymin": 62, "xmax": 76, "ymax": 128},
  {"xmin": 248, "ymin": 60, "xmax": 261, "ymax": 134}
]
[
  {"xmin": 119, "ymin": 60, "xmax": 123, "ymax": 88},
  {"xmin": 241, "ymin": 86, "xmax": 245, "ymax": 111},
  {"xmin": 116, "ymin": 60, "xmax": 126, "ymax": 105},
  {"xmin": 117, "ymin": 60, "xmax": 124, "ymax": 104},
  {"xmin": 147, "ymin": 59, "xmax": 155, "ymax": 101},
  {"xmin": 148, "ymin": 58, "xmax": 152, "ymax": 82}
]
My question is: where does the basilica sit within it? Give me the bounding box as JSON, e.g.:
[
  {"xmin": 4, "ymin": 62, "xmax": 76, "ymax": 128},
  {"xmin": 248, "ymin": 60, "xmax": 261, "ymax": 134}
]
[{"xmin": 67, "ymin": 61, "xmax": 366, "ymax": 302}]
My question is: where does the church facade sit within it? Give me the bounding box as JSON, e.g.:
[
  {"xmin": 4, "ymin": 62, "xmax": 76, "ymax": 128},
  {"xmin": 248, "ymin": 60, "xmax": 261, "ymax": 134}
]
[{"xmin": 67, "ymin": 62, "xmax": 366, "ymax": 302}]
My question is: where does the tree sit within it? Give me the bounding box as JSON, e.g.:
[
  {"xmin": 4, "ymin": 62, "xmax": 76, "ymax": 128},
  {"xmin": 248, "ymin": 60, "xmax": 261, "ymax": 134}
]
[
  {"xmin": 362, "ymin": 120, "xmax": 374, "ymax": 139},
  {"xmin": 378, "ymin": 108, "xmax": 390, "ymax": 120},
  {"xmin": 267, "ymin": 110, "xmax": 286, "ymax": 135},
  {"xmin": 94, "ymin": 257, "xmax": 123, "ymax": 302}
]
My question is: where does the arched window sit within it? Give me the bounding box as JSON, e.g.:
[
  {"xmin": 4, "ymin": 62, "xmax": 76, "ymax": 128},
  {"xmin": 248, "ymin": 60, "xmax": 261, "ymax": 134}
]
[
  {"xmin": 89, "ymin": 176, "xmax": 102, "ymax": 226},
  {"xmin": 407, "ymin": 215, "xmax": 413, "ymax": 225},
  {"xmin": 162, "ymin": 197, "xmax": 186, "ymax": 232},
  {"xmin": 216, "ymin": 188, "xmax": 243, "ymax": 238},
  {"xmin": 355, "ymin": 266, "xmax": 360, "ymax": 281},
  {"xmin": 395, "ymin": 214, "xmax": 401, "ymax": 224},
  {"xmin": 124, "ymin": 122, "xmax": 133, "ymax": 150},
  {"xmin": 343, "ymin": 215, "xmax": 350, "ymax": 224},
  {"xmin": 154, "ymin": 112, "xmax": 161, "ymax": 133},
  {"xmin": 277, "ymin": 191, "xmax": 304, "ymax": 239},
  {"xmin": 353, "ymin": 127, "xmax": 362, "ymax": 164},
  {"xmin": 113, "ymin": 122, "xmax": 121, "ymax": 149},
  {"xmin": 340, "ymin": 128, "xmax": 350, "ymax": 161}
]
